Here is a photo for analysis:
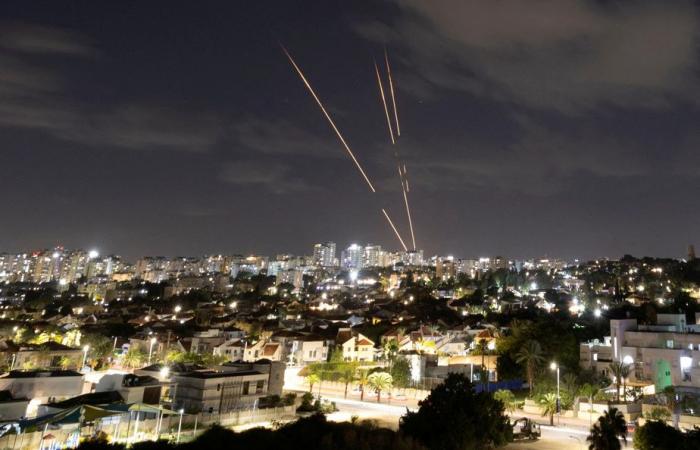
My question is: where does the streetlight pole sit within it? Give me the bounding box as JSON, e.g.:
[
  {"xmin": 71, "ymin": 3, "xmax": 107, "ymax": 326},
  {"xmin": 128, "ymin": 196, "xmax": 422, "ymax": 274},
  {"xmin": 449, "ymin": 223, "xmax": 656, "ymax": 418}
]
[
  {"xmin": 550, "ymin": 362, "xmax": 560, "ymax": 425},
  {"xmin": 82, "ymin": 345, "xmax": 90, "ymax": 371},
  {"xmin": 148, "ymin": 337, "xmax": 157, "ymax": 365},
  {"xmin": 176, "ymin": 409, "xmax": 184, "ymax": 443}
]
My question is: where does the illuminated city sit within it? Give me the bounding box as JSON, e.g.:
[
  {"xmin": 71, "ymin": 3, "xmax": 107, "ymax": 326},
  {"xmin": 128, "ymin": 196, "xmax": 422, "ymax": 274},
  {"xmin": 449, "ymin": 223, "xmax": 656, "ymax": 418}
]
[{"xmin": 2, "ymin": 2, "xmax": 700, "ymax": 450}]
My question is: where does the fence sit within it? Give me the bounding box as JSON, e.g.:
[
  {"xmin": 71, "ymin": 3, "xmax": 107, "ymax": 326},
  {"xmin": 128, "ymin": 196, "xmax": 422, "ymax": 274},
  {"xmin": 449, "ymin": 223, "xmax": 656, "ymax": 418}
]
[{"xmin": 0, "ymin": 405, "xmax": 297, "ymax": 450}]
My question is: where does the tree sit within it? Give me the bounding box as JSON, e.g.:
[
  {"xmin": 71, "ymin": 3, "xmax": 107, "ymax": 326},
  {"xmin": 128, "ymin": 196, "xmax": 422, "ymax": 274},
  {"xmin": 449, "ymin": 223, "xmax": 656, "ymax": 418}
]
[
  {"xmin": 493, "ymin": 389, "xmax": 516, "ymax": 415},
  {"xmin": 562, "ymin": 372, "xmax": 580, "ymax": 411},
  {"xmin": 662, "ymin": 386, "xmax": 679, "ymax": 428},
  {"xmin": 586, "ymin": 408, "xmax": 626, "ymax": 450},
  {"xmin": 540, "ymin": 393, "xmax": 558, "ymax": 426},
  {"xmin": 337, "ymin": 363, "xmax": 357, "ymax": 399},
  {"xmin": 383, "ymin": 340, "xmax": 399, "ymax": 366},
  {"xmin": 400, "ymin": 373, "xmax": 511, "ymax": 450},
  {"xmin": 580, "ymin": 383, "xmax": 600, "ymax": 424},
  {"xmin": 59, "ymin": 355, "xmax": 75, "ymax": 370},
  {"xmin": 122, "ymin": 348, "xmax": 145, "ymax": 369},
  {"xmin": 475, "ymin": 339, "xmax": 490, "ymax": 389},
  {"xmin": 515, "ymin": 340, "xmax": 545, "ymax": 396},
  {"xmin": 390, "ymin": 357, "xmax": 411, "ymax": 389},
  {"xmin": 82, "ymin": 333, "xmax": 114, "ymax": 369},
  {"xmin": 356, "ymin": 369, "xmax": 369, "ymax": 401},
  {"xmin": 633, "ymin": 420, "xmax": 683, "ymax": 450},
  {"xmin": 306, "ymin": 373, "xmax": 320, "ymax": 393},
  {"xmin": 367, "ymin": 372, "xmax": 393, "ymax": 403},
  {"xmin": 645, "ymin": 406, "xmax": 672, "ymax": 422},
  {"xmin": 608, "ymin": 362, "xmax": 630, "ymax": 403}
]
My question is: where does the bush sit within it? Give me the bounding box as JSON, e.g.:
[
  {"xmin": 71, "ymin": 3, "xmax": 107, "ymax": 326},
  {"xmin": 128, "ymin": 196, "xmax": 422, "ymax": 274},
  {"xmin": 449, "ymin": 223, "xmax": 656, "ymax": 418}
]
[
  {"xmin": 283, "ymin": 392, "xmax": 297, "ymax": 406},
  {"xmin": 259, "ymin": 394, "xmax": 282, "ymax": 408},
  {"xmin": 633, "ymin": 420, "xmax": 683, "ymax": 450},
  {"xmin": 296, "ymin": 392, "xmax": 316, "ymax": 412},
  {"xmin": 645, "ymin": 406, "xmax": 672, "ymax": 422}
]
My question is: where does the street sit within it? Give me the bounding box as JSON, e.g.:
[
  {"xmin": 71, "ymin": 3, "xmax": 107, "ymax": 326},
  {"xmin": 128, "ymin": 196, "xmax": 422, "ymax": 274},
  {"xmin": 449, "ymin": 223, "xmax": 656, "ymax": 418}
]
[{"xmin": 319, "ymin": 393, "xmax": 593, "ymax": 449}]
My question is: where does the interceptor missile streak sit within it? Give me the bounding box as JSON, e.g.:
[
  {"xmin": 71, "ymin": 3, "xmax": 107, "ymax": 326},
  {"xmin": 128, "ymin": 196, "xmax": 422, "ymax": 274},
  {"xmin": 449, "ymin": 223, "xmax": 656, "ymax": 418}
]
[
  {"xmin": 382, "ymin": 208, "xmax": 408, "ymax": 251},
  {"xmin": 374, "ymin": 60, "xmax": 395, "ymax": 144},
  {"xmin": 282, "ymin": 45, "xmax": 377, "ymax": 193},
  {"xmin": 402, "ymin": 182, "xmax": 416, "ymax": 250},
  {"xmin": 384, "ymin": 49, "xmax": 400, "ymax": 137}
]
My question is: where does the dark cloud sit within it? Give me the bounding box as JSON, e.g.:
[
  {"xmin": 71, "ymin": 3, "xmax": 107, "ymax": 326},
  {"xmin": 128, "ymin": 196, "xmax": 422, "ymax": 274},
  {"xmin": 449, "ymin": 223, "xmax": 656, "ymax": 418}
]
[
  {"xmin": 0, "ymin": 21, "xmax": 95, "ymax": 56},
  {"xmin": 357, "ymin": 0, "xmax": 700, "ymax": 112},
  {"xmin": 219, "ymin": 160, "xmax": 319, "ymax": 194},
  {"xmin": 0, "ymin": 24, "xmax": 220, "ymax": 152},
  {"xmin": 232, "ymin": 118, "xmax": 341, "ymax": 159}
]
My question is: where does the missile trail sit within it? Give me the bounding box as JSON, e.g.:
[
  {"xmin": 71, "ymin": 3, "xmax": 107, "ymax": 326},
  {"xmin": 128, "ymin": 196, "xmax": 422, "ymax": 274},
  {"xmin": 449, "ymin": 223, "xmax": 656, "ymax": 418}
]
[
  {"xmin": 382, "ymin": 208, "xmax": 408, "ymax": 251},
  {"xmin": 282, "ymin": 46, "xmax": 376, "ymax": 193},
  {"xmin": 384, "ymin": 49, "xmax": 400, "ymax": 137},
  {"xmin": 402, "ymin": 178, "xmax": 416, "ymax": 250},
  {"xmin": 375, "ymin": 53, "xmax": 416, "ymax": 250},
  {"xmin": 396, "ymin": 165, "xmax": 416, "ymax": 249},
  {"xmin": 374, "ymin": 60, "xmax": 395, "ymax": 145}
]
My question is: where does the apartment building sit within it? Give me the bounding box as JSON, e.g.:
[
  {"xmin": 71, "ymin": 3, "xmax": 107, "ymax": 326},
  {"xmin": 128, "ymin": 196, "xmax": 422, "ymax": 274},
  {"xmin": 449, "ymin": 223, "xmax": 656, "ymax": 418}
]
[{"xmin": 581, "ymin": 314, "xmax": 700, "ymax": 393}]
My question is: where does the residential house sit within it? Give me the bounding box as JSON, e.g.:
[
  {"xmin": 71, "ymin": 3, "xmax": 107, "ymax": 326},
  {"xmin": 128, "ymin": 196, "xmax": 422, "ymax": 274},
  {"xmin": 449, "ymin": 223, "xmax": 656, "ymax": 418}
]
[
  {"xmin": 339, "ymin": 331, "xmax": 375, "ymax": 362},
  {"xmin": 0, "ymin": 370, "xmax": 84, "ymax": 417}
]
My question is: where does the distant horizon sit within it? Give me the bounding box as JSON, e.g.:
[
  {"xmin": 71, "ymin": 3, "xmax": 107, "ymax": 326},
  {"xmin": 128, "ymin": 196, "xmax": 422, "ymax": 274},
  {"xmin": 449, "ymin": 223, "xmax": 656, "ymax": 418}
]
[{"xmin": 0, "ymin": 242, "xmax": 693, "ymax": 265}]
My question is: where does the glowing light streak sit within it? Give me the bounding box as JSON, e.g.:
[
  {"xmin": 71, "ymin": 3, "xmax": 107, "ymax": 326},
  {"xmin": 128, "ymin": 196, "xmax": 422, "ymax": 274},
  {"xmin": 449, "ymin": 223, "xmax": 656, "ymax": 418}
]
[
  {"xmin": 282, "ymin": 46, "xmax": 376, "ymax": 192},
  {"xmin": 374, "ymin": 60, "xmax": 395, "ymax": 144},
  {"xmin": 384, "ymin": 49, "xmax": 400, "ymax": 136},
  {"xmin": 382, "ymin": 208, "xmax": 408, "ymax": 251}
]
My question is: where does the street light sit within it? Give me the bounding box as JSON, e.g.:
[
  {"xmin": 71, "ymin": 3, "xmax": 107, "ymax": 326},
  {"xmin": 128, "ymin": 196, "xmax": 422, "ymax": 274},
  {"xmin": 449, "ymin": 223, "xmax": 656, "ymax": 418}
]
[
  {"xmin": 148, "ymin": 337, "xmax": 157, "ymax": 365},
  {"xmin": 177, "ymin": 408, "xmax": 184, "ymax": 443},
  {"xmin": 82, "ymin": 345, "xmax": 90, "ymax": 371},
  {"xmin": 550, "ymin": 362, "xmax": 560, "ymax": 425}
]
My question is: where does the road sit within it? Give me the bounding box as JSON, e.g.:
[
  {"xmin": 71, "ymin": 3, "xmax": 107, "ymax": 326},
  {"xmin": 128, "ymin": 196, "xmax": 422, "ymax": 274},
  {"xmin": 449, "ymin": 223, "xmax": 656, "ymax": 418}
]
[{"xmin": 319, "ymin": 394, "xmax": 593, "ymax": 450}]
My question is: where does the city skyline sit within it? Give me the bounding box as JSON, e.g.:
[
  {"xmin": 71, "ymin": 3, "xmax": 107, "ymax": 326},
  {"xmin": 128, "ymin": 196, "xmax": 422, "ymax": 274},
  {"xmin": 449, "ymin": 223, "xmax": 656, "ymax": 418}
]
[{"xmin": 2, "ymin": 1, "xmax": 700, "ymax": 261}]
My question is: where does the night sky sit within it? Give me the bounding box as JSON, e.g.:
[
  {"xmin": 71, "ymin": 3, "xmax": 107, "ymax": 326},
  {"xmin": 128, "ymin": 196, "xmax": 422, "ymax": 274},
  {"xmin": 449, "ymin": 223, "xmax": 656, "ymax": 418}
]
[{"xmin": 1, "ymin": 1, "xmax": 699, "ymax": 261}]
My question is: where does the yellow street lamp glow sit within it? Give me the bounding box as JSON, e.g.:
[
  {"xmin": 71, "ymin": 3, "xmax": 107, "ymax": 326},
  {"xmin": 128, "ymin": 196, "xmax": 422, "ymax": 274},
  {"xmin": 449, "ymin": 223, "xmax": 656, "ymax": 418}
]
[{"xmin": 550, "ymin": 362, "xmax": 557, "ymax": 371}]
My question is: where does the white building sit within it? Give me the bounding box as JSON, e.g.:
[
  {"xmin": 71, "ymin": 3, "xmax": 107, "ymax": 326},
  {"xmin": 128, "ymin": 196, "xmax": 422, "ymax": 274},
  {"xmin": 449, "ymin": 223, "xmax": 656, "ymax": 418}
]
[
  {"xmin": 342, "ymin": 244, "xmax": 363, "ymax": 270},
  {"xmin": 581, "ymin": 314, "xmax": 700, "ymax": 393},
  {"xmin": 0, "ymin": 370, "xmax": 84, "ymax": 417},
  {"xmin": 313, "ymin": 242, "xmax": 336, "ymax": 268}
]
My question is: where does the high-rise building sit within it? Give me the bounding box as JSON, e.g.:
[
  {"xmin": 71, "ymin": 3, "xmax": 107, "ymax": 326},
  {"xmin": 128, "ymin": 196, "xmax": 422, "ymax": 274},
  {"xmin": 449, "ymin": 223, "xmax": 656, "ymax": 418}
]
[
  {"xmin": 342, "ymin": 244, "xmax": 363, "ymax": 269},
  {"xmin": 400, "ymin": 250, "xmax": 424, "ymax": 266},
  {"xmin": 436, "ymin": 257, "xmax": 456, "ymax": 280},
  {"xmin": 363, "ymin": 244, "xmax": 382, "ymax": 267},
  {"xmin": 313, "ymin": 242, "xmax": 336, "ymax": 267}
]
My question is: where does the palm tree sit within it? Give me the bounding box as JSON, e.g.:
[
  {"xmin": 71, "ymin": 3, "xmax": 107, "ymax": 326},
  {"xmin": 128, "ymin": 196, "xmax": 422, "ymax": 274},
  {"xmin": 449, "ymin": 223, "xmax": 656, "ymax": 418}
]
[
  {"xmin": 540, "ymin": 392, "xmax": 558, "ymax": 426},
  {"xmin": 586, "ymin": 408, "xmax": 627, "ymax": 450},
  {"xmin": 515, "ymin": 340, "xmax": 545, "ymax": 396},
  {"xmin": 367, "ymin": 372, "xmax": 393, "ymax": 403},
  {"xmin": 563, "ymin": 373, "xmax": 580, "ymax": 414},
  {"xmin": 662, "ymin": 386, "xmax": 679, "ymax": 428},
  {"xmin": 338, "ymin": 363, "xmax": 357, "ymax": 398},
  {"xmin": 122, "ymin": 348, "xmax": 144, "ymax": 369},
  {"xmin": 609, "ymin": 362, "xmax": 630, "ymax": 403},
  {"xmin": 306, "ymin": 373, "xmax": 320, "ymax": 393},
  {"xmin": 383, "ymin": 340, "xmax": 399, "ymax": 366},
  {"xmin": 356, "ymin": 369, "xmax": 369, "ymax": 401},
  {"xmin": 475, "ymin": 339, "xmax": 490, "ymax": 389},
  {"xmin": 580, "ymin": 383, "xmax": 600, "ymax": 426}
]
